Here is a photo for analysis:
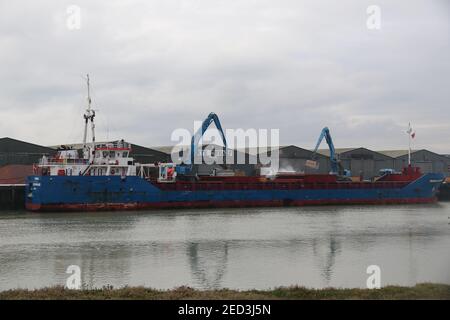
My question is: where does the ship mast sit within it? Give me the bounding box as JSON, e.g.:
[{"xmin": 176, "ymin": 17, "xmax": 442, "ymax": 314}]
[
  {"xmin": 82, "ymin": 74, "xmax": 96, "ymax": 160},
  {"xmin": 408, "ymin": 130, "xmax": 411, "ymax": 166},
  {"xmin": 407, "ymin": 122, "xmax": 413, "ymax": 166}
]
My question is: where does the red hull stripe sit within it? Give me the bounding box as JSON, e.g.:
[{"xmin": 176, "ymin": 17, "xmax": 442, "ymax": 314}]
[{"xmin": 26, "ymin": 197, "xmax": 437, "ymax": 212}]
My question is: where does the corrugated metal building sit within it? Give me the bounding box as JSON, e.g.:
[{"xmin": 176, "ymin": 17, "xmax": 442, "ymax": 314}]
[
  {"xmin": 238, "ymin": 145, "xmax": 330, "ymax": 174},
  {"xmin": 275, "ymin": 145, "xmax": 330, "ymax": 174},
  {"xmin": 316, "ymin": 148, "xmax": 450, "ymax": 179},
  {"xmin": 316, "ymin": 147, "xmax": 394, "ymax": 179},
  {"xmin": 0, "ymin": 137, "xmax": 56, "ymax": 166},
  {"xmin": 2, "ymin": 136, "xmax": 449, "ymax": 179},
  {"xmin": 341, "ymin": 148, "xmax": 394, "ymax": 180},
  {"xmin": 0, "ymin": 138, "xmax": 52, "ymax": 209},
  {"xmin": 250, "ymin": 146, "xmax": 450, "ymax": 178},
  {"xmin": 128, "ymin": 143, "xmax": 171, "ymax": 164},
  {"xmin": 153, "ymin": 145, "xmax": 257, "ymax": 176},
  {"xmin": 378, "ymin": 150, "xmax": 450, "ymax": 177},
  {"xmin": 342, "ymin": 148, "xmax": 392, "ymax": 179},
  {"xmin": 155, "ymin": 144, "xmax": 331, "ymax": 176}
]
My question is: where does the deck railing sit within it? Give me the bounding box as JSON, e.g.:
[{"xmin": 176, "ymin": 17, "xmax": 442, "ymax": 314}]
[{"xmin": 40, "ymin": 158, "xmax": 89, "ymax": 165}]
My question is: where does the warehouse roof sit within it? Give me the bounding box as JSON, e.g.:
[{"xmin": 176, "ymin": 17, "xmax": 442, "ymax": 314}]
[
  {"xmin": 5, "ymin": 136, "xmax": 447, "ymax": 162},
  {"xmin": 377, "ymin": 150, "xmax": 412, "ymax": 158},
  {"xmin": 235, "ymin": 146, "xmax": 285, "ymax": 156},
  {"xmin": 152, "ymin": 145, "xmax": 181, "ymax": 154},
  {"xmin": 236, "ymin": 145, "xmax": 322, "ymax": 156},
  {"xmin": 315, "ymin": 147, "xmax": 360, "ymax": 157},
  {"xmin": 154, "ymin": 144, "xmax": 245, "ymax": 154},
  {"xmin": 0, "ymin": 137, "xmax": 55, "ymax": 154},
  {"xmin": 377, "ymin": 149, "xmax": 450, "ymax": 160},
  {"xmin": 127, "ymin": 144, "xmax": 169, "ymax": 157}
]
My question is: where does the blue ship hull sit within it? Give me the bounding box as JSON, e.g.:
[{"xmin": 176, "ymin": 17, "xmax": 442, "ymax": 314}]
[{"xmin": 25, "ymin": 173, "xmax": 444, "ymax": 211}]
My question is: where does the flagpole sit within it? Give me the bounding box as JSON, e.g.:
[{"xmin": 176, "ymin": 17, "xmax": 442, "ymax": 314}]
[{"xmin": 408, "ymin": 122, "xmax": 411, "ymax": 166}]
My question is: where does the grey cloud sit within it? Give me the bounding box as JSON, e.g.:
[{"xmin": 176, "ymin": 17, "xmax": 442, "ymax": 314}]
[{"xmin": 0, "ymin": 0, "xmax": 448, "ymax": 152}]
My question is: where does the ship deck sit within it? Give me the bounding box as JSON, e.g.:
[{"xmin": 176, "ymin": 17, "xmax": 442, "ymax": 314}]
[{"xmin": 151, "ymin": 174, "xmax": 412, "ymax": 191}]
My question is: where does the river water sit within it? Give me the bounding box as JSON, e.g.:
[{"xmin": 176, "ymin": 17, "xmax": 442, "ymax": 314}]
[{"xmin": 0, "ymin": 203, "xmax": 449, "ymax": 291}]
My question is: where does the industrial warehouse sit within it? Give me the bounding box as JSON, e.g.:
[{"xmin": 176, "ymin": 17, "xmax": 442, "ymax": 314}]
[{"xmin": 1, "ymin": 136, "xmax": 449, "ymax": 209}]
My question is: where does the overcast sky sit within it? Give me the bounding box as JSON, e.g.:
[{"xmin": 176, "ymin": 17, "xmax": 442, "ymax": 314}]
[{"xmin": 0, "ymin": 0, "xmax": 449, "ymax": 153}]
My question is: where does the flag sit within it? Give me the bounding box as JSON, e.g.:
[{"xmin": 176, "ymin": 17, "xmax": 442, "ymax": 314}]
[{"xmin": 406, "ymin": 123, "xmax": 416, "ymax": 139}]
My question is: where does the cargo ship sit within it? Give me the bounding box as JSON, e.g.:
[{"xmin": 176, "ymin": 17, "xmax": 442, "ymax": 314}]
[
  {"xmin": 26, "ymin": 162, "xmax": 444, "ymax": 211},
  {"xmin": 25, "ymin": 76, "xmax": 445, "ymax": 212}
]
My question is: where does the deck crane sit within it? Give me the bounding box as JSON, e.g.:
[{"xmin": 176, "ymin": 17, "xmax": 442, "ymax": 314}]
[
  {"xmin": 175, "ymin": 112, "xmax": 228, "ymax": 176},
  {"xmin": 311, "ymin": 127, "xmax": 348, "ymax": 176},
  {"xmin": 190, "ymin": 112, "xmax": 227, "ymax": 166}
]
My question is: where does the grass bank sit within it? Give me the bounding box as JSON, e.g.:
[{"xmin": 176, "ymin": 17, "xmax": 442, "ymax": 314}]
[{"xmin": 0, "ymin": 283, "xmax": 449, "ymax": 300}]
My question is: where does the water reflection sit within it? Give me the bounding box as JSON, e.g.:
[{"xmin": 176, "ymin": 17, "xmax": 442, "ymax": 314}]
[
  {"xmin": 311, "ymin": 236, "xmax": 341, "ymax": 286},
  {"xmin": 0, "ymin": 204, "xmax": 449, "ymax": 290},
  {"xmin": 188, "ymin": 242, "xmax": 228, "ymax": 289}
]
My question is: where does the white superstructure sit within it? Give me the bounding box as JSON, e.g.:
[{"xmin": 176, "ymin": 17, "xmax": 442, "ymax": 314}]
[{"xmin": 36, "ymin": 75, "xmax": 138, "ymax": 177}]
